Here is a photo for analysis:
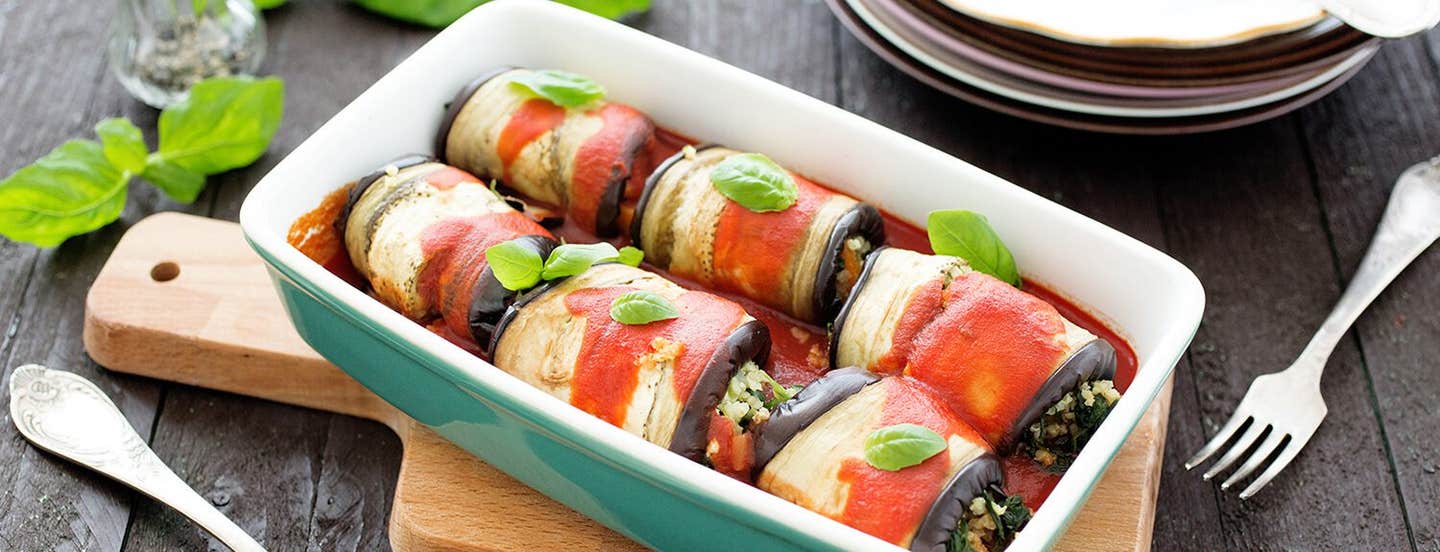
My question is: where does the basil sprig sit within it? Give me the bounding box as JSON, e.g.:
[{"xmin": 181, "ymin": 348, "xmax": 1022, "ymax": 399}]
[
  {"xmin": 609, "ymin": 290, "xmax": 679, "ymax": 325},
  {"xmin": 709, "ymin": 153, "xmax": 798, "ymax": 213},
  {"xmin": 864, "ymin": 423, "xmax": 947, "ymax": 471},
  {"xmin": 508, "ymin": 70, "xmax": 606, "ymax": 108},
  {"xmin": 927, "ymin": 210, "xmax": 1021, "ymax": 288},
  {"xmin": 486, "ymin": 240, "xmax": 644, "ymax": 291},
  {"xmin": 352, "ymin": 0, "xmax": 650, "ymax": 29},
  {"xmin": 485, "ymin": 240, "xmax": 545, "ymax": 291},
  {"xmin": 0, "ymin": 77, "xmax": 284, "ymax": 247}
]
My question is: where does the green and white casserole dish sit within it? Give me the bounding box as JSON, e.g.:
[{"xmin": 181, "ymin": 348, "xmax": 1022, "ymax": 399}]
[{"xmin": 237, "ymin": 0, "xmax": 1205, "ymax": 549}]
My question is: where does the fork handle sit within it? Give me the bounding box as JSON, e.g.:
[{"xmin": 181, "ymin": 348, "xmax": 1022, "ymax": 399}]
[{"xmin": 1293, "ymin": 168, "xmax": 1440, "ymax": 377}]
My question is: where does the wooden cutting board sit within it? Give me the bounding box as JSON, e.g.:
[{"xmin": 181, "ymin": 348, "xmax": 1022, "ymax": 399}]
[{"xmin": 82, "ymin": 213, "xmax": 1172, "ymax": 551}]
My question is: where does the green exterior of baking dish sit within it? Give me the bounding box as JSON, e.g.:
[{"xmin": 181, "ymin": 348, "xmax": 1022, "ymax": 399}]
[{"xmin": 254, "ymin": 246, "xmax": 825, "ymax": 551}]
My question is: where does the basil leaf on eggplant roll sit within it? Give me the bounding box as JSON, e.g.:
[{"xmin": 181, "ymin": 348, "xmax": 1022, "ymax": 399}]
[
  {"xmin": 488, "ymin": 262, "xmax": 771, "ymax": 474},
  {"xmin": 754, "ymin": 370, "xmax": 1028, "ymax": 550},
  {"xmin": 437, "ymin": 67, "xmax": 656, "ymax": 236},
  {"xmin": 630, "ymin": 146, "xmax": 884, "ymax": 323},
  {"xmin": 340, "ymin": 157, "xmax": 557, "ymax": 347},
  {"xmin": 831, "ymin": 247, "xmax": 1119, "ymax": 464}
]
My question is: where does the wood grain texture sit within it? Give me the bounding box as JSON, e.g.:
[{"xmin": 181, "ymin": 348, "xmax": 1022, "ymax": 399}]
[
  {"xmin": 1, "ymin": 0, "xmax": 1438, "ymax": 549},
  {"xmin": 84, "ymin": 212, "xmax": 1170, "ymax": 552}
]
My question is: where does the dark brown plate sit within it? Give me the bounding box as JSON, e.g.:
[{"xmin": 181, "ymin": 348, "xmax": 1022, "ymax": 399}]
[
  {"xmin": 827, "ymin": 0, "xmax": 1376, "ymax": 134},
  {"xmin": 905, "ymin": 0, "xmax": 1377, "ymax": 87}
]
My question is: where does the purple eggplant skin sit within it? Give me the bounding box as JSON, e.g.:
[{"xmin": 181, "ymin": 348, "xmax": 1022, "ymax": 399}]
[
  {"xmin": 590, "ymin": 115, "xmax": 656, "ymax": 238},
  {"xmin": 812, "ymin": 203, "xmax": 885, "ymax": 322},
  {"xmin": 908, "ymin": 454, "xmax": 1005, "ymax": 552},
  {"xmin": 750, "ymin": 366, "xmax": 883, "ymax": 475},
  {"xmin": 467, "ymin": 235, "xmax": 560, "ymax": 349},
  {"xmin": 434, "ymin": 66, "xmax": 516, "ymax": 160},
  {"xmin": 1000, "ymin": 339, "xmax": 1118, "ymax": 453},
  {"xmin": 627, "ymin": 143, "xmax": 722, "ymax": 246},
  {"xmin": 668, "ymin": 319, "xmax": 772, "ymax": 462},
  {"xmin": 335, "ymin": 154, "xmax": 434, "ymax": 239},
  {"xmin": 484, "ymin": 278, "xmax": 562, "ymax": 360},
  {"xmin": 827, "ymin": 245, "xmax": 889, "ymax": 369}
]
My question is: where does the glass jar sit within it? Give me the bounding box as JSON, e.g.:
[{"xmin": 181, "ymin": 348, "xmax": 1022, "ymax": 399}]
[{"xmin": 108, "ymin": 0, "xmax": 266, "ymax": 108}]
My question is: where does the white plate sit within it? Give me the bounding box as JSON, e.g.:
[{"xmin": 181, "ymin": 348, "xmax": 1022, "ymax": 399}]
[
  {"xmin": 851, "ymin": 0, "xmax": 1378, "ymax": 118},
  {"xmin": 939, "ymin": 0, "xmax": 1326, "ymax": 48},
  {"xmin": 239, "ymin": 1, "xmax": 1206, "ymax": 549}
]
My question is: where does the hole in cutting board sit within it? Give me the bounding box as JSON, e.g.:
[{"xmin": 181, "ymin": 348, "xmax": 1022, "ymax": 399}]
[{"xmin": 150, "ymin": 261, "xmax": 180, "ymax": 282}]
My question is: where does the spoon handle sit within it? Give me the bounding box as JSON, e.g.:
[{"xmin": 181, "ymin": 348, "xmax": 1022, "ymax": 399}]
[
  {"xmin": 1293, "ymin": 157, "xmax": 1440, "ymax": 376},
  {"xmin": 8, "ymin": 365, "xmax": 266, "ymax": 552}
]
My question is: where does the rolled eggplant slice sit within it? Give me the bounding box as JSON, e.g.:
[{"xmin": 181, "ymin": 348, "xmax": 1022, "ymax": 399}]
[
  {"xmin": 489, "ymin": 263, "xmax": 771, "ymax": 464},
  {"xmin": 437, "ymin": 67, "xmax": 656, "ymax": 236},
  {"xmin": 630, "ymin": 146, "xmax": 884, "ymax": 323},
  {"xmin": 340, "ymin": 158, "xmax": 555, "ymax": 346},
  {"xmin": 832, "ymin": 247, "xmax": 1118, "ymax": 454},
  {"xmin": 756, "ymin": 375, "xmax": 1010, "ymax": 549}
]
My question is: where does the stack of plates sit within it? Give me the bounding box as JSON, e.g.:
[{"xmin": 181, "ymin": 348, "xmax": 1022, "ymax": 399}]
[{"xmin": 828, "ymin": 0, "xmax": 1381, "ymax": 134}]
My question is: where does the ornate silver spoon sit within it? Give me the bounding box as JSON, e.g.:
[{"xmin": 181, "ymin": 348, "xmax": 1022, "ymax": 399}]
[{"xmin": 8, "ymin": 364, "xmax": 266, "ymax": 552}]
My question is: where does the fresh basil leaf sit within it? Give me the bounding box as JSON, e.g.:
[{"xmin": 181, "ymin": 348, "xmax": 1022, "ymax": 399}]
[
  {"xmin": 616, "ymin": 245, "xmax": 643, "ymax": 267},
  {"xmin": 864, "ymin": 423, "xmax": 947, "ymax": 471},
  {"xmin": 927, "ymin": 210, "xmax": 1020, "ymax": 288},
  {"xmin": 253, "ymin": 0, "xmax": 287, "ymax": 8},
  {"xmin": 508, "ymin": 70, "xmax": 606, "ymax": 108},
  {"xmin": 709, "ymin": 153, "xmax": 797, "ymax": 212},
  {"xmin": 485, "ymin": 239, "xmax": 545, "ymax": 291},
  {"xmin": 141, "ymin": 157, "xmax": 207, "ymax": 203},
  {"xmin": 352, "ymin": 0, "xmax": 482, "ymax": 27},
  {"xmin": 609, "ymin": 290, "xmax": 679, "ymax": 325},
  {"xmin": 540, "ymin": 242, "xmax": 620, "ymax": 280},
  {"xmin": 95, "ymin": 118, "xmax": 147, "ymax": 175},
  {"xmin": 0, "ymin": 140, "xmax": 128, "ymax": 247},
  {"xmin": 552, "ymin": 0, "xmax": 650, "ymax": 19},
  {"xmin": 155, "ymin": 76, "xmax": 284, "ymax": 175}
]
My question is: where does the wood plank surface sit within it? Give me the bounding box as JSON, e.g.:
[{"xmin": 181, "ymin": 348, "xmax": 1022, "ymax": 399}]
[{"xmin": 0, "ymin": 0, "xmax": 1438, "ymax": 550}]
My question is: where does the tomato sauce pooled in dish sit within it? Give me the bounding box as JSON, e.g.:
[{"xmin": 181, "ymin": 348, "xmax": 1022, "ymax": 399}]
[
  {"xmin": 561, "ymin": 286, "xmax": 746, "ymax": 426},
  {"xmin": 286, "ymin": 126, "xmax": 1137, "ymax": 506}
]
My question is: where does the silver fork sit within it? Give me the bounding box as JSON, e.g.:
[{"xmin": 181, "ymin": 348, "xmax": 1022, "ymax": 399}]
[{"xmin": 1185, "ymin": 156, "xmax": 1440, "ymax": 498}]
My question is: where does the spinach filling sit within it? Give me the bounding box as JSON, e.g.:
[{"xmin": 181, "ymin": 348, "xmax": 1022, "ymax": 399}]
[
  {"xmin": 1021, "ymin": 379, "xmax": 1121, "ymax": 470},
  {"xmin": 717, "ymin": 361, "xmax": 801, "ymax": 430},
  {"xmin": 948, "ymin": 488, "xmax": 1032, "ymax": 552}
]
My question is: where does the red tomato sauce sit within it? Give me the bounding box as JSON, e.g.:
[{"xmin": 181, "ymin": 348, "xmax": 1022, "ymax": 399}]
[
  {"xmin": 569, "ymin": 103, "xmax": 653, "ymax": 232},
  {"xmin": 562, "ymin": 286, "xmax": 746, "ymax": 425},
  {"xmin": 286, "ymin": 127, "xmax": 1138, "ymax": 512},
  {"xmin": 710, "ymin": 176, "xmax": 830, "ymax": 311},
  {"xmin": 495, "ymin": 99, "xmax": 566, "ymax": 184},
  {"xmin": 418, "ymin": 211, "xmax": 551, "ymax": 339},
  {"xmin": 905, "ymin": 272, "xmax": 1070, "ymax": 446},
  {"xmin": 836, "ymin": 377, "xmax": 979, "ymax": 545}
]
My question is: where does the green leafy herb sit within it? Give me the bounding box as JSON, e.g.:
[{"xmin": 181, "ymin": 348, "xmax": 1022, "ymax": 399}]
[
  {"xmin": 927, "ymin": 210, "xmax": 1020, "ymax": 287},
  {"xmin": 541, "ymin": 242, "xmax": 620, "ymax": 280},
  {"xmin": 709, "ymin": 153, "xmax": 797, "ymax": 212},
  {"xmin": 0, "ymin": 77, "xmax": 285, "ymax": 247},
  {"xmin": 95, "ymin": 118, "xmax": 147, "ymax": 175},
  {"xmin": 253, "ymin": 0, "xmax": 288, "ymax": 8},
  {"xmin": 0, "ymin": 141, "xmax": 128, "ymax": 248},
  {"xmin": 616, "ymin": 245, "xmax": 644, "ymax": 267},
  {"xmin": 609, "ymin": 290, "xmax": 679, "ymax": 325},
  {"xmin": 353, "ymin": 0, "xmax": 650, "ymax": 28},
  {"xmin": 140, "ymin": 159, "xmax": 207, "ymax": 203},
  {"xmin": 485, "ymin": 239, "xmax": 545, "ymax": 291},
  {"xmin": 153, "ymin": 76, "xmax": 284, "ymax": 175},
  {"xmin": 864, "ymin": 423, "xmax": 947, "ymax": 471},
  {"xmin": 508, "ymin": 70, "xmax": 606, "ymax": 108}
]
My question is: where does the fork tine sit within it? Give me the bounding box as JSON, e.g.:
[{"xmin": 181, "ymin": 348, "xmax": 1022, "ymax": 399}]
[
  {"xmin": 1239, "ymin": 440, "xmax": 1305, "ymax": 499},
  {"xmin": 1221, "ymin": 431, "xmax": 1288, "ymax": 490},
  {"xmin": 1185, "ymin": 413, "xmax": 1251, "ymax": 470},
  {"xmin": 1202, "ymin": 422, "xmax": 1266, "ymax": 480}
]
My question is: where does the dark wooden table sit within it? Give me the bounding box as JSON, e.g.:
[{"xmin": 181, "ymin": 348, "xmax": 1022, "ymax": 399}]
[{"xmin": 1, "ymin": 0, "xmax": 1437, "ymax": 550}]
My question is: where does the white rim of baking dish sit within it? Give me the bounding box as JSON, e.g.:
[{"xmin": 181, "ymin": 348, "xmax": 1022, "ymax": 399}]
[{"xmin": 239, "ymin": 1, "xmax": 1206, "ymax": 550}]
